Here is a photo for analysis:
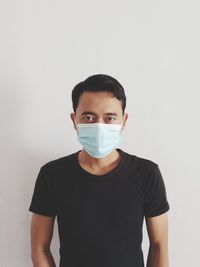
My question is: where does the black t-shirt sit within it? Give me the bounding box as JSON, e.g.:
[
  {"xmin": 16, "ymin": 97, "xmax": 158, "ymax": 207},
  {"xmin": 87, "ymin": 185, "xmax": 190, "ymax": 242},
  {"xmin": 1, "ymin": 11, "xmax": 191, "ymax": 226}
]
[{"xmin": 29, "ymin": 148, "xmax": 170, "ymax": 267}]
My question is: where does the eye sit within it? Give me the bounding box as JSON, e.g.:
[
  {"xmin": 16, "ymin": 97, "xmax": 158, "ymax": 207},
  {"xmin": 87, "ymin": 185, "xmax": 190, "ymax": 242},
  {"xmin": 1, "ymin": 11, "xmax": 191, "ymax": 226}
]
[
  {"xmin": 107, "ymin": 117, "xmax": 116, "ymax": 121},
  {"xmin": 82, "ymin": 115, "xmax": 94, "ymax": 121}
]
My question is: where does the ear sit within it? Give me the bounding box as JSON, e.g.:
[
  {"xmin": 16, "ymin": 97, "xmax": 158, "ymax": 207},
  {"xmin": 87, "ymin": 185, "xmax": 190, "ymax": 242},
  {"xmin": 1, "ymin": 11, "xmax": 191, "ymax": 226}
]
[
  {"xmin": 120, "ymin": 112, "xmax": 128, "ymax": 132},
  {"xmin": 70, "ymin": 112, "xmax": 77, "ymax": 130}
]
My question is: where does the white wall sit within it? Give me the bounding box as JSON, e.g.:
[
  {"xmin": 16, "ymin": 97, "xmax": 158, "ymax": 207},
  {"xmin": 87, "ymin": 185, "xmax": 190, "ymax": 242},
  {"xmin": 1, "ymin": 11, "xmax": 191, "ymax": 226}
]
[{"xmin": 1, "ymin": 0, "xmax": 200, "ymax": 266}]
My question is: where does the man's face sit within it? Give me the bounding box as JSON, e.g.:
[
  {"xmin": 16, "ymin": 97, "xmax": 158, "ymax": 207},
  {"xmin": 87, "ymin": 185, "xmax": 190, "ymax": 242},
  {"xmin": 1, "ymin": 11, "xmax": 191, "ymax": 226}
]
[{"xmin": 70, "ymin": 91, "xmax": 128, "ymax": 134}]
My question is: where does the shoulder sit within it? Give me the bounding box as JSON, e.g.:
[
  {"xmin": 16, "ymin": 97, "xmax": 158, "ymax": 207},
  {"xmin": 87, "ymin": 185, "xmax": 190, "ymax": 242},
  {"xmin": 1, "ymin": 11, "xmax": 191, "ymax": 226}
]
[
  {"xmin": 122, "ymin": 150, "xmax": 162, "ymax": 190},
  {"xmin": 123, "ymin": 149, "xmax": 158, "ymax": 174},
  {"xmin": 132, "ymin": 155, "xmax": 165, "ymax": 192},
  {"xmin": 135, "ymin": 154, "xmax": 158, "ymax": 174},
  {"xmin": 39, "ymin": 150, "xmax": 78, "ymax": 177}
]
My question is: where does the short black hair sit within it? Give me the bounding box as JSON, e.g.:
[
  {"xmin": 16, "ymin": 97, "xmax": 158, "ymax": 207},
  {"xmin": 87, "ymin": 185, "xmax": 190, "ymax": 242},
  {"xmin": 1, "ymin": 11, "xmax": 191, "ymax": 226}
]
[{"xmin": 71, "ymin": 74, "xmax": 126, "ymax": 115}]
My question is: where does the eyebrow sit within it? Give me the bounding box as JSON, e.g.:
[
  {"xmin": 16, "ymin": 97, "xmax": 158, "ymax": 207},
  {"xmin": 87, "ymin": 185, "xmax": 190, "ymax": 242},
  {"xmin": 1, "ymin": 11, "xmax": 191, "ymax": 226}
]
[{"xmin": 81, "ymin": 111, "xmax": 118, "ymax": 116}]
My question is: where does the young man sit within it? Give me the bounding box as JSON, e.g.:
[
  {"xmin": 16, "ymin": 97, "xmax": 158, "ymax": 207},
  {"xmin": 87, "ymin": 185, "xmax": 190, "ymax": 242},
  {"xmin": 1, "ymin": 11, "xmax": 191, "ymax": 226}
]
[{"xmin": 29, "ymin": 74, "xmax": 170, "ymax": 267}]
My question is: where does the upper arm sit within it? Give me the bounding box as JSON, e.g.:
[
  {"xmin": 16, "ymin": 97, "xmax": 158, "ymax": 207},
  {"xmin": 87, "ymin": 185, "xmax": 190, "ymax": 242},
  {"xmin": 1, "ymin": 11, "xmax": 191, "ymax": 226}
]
[
  {"xmin": 142, "ymin": 164, "xmax": 170, "ymax": 218},
  {"xmin": 145, "ymin": 211, "xmax": 169, "ymax": 246},
  {"xmin": 30, "ymin": 212, "xmax": 56, "ymax": 254}
]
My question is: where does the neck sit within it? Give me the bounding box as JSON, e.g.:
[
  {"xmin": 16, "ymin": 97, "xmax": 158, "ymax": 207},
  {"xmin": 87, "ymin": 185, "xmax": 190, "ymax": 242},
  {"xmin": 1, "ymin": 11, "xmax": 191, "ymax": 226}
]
[{"xmin": 78, "ymin": 148, "xmax": 121, "ymax": 169}]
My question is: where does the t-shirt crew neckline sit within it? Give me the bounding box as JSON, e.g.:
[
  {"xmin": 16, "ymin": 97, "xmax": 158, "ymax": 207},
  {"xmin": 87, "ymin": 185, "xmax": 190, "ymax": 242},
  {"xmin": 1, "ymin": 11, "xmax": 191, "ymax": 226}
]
[{"xmin": 74, "ymin": 148, "xmax": 126, "ymax": 181}]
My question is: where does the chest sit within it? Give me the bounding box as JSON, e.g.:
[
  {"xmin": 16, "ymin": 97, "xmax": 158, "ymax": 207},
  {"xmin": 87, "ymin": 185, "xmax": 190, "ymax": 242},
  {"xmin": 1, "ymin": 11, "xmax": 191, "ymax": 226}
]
[
  {"xmin": 56, "ymin": 175, "xmax": 144, "ymax": 219},
  {"xmin": 55, "ymin": 174, "xmax": 145, "ymax": 246}
]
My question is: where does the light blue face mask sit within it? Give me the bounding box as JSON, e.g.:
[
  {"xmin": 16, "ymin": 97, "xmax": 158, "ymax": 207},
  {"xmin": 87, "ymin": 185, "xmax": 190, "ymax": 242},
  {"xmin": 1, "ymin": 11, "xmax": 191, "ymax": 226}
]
[{"xmin": 76, "ymin": 122, "xmax": 123, "ymax": 158}]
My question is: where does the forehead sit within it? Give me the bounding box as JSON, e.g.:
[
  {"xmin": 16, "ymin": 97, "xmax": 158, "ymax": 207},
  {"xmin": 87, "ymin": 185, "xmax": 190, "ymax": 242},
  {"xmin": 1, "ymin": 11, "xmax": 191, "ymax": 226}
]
[{"xmin": 76, "ymin": 91, "xmax": 122, "ymax": 115}]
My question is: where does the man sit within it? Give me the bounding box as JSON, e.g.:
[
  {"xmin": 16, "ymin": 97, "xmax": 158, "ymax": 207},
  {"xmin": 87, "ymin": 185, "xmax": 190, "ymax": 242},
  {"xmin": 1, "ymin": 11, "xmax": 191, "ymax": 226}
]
[{"xmin": 29, "ymin": 74, "xmax": 170, "ymax": 267}]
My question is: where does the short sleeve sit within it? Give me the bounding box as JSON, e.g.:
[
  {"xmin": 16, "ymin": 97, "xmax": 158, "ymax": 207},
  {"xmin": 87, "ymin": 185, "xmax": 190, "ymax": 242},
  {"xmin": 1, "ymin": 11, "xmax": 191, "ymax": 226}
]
[
  {"xmin": 143, "ymin": 164, "xmax": 170, "ymax": 217},
  {"xmin": 28, "ymin": 165, "xmax": 57, "ymax": 217}
]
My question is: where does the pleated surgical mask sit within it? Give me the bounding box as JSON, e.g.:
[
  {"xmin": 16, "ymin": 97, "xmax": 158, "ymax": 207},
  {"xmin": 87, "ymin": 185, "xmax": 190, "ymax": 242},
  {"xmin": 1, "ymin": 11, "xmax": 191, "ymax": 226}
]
[{"xmin": 76, "ymin": 122, "xmax": 123, "ymax": 158}]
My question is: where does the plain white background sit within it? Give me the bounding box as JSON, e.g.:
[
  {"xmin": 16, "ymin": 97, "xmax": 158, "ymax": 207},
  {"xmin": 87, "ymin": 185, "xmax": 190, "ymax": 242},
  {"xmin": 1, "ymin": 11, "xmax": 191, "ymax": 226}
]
[{"xmin": 0, "ymin": 0, "xmax": 200, "ymax": 266}]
